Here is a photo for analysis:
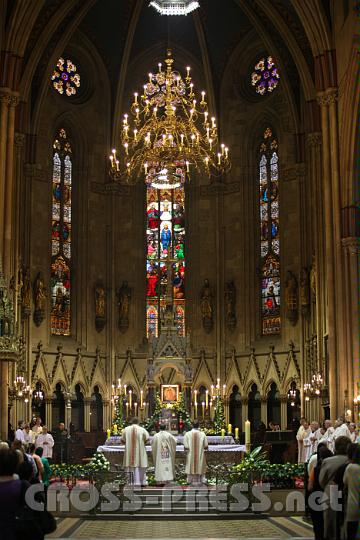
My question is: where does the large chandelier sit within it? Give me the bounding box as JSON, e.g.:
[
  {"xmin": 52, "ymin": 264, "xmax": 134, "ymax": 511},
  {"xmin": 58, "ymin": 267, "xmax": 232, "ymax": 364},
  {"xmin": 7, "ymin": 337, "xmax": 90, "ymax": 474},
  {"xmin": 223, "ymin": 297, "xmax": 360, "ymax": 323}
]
[
  {"xmin": 110, "ymin": 50, "xmax": 230, "ymax": 188},
  {"xmin": 149, "ymin": 1, "xmax": 199, "ymax": 16}
]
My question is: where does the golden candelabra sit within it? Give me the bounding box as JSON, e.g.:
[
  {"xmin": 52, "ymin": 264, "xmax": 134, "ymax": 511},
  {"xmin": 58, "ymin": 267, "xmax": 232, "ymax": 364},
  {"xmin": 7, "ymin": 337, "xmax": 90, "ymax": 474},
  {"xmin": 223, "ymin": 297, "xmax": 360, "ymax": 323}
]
[{"xmin": 110, "ymin": 50, "xmax": 230, "ymax": 187}]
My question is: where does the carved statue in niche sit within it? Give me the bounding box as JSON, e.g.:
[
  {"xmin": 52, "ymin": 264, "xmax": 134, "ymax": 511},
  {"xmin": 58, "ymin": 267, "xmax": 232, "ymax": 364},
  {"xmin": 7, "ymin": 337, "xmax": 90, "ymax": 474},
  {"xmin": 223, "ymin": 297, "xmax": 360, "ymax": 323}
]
[
  {"xmin": 299, "ymin": 267, "xmax": 310, "ymax": 316},
  {"xmin": 94, "ymin": 281, "xmax": 106, "ymax": 332},
  {"xmin": 21, "ymin": 267, "xmax": 31, "ymax": 318},
  {"xmin": 310, "ymin": 254, "xmax": 317, "ymax": 302},
  {"xmin": 285, "ymin": 270, "xmax": 298, "ymax": 325},
  {"xmin": 225, "ymin": 281, "xmax": 236, "ymax": 331},
  {"xmin": 200, "ymin": 278, "xmax": 213, "ymax": 333},
  {"xmin": 118, "ymin": 281, "xmax": 131, "ymax": 333},
  {"xmin": 33, "ymin": 272, "xmax": 47, "ymax": 327}
]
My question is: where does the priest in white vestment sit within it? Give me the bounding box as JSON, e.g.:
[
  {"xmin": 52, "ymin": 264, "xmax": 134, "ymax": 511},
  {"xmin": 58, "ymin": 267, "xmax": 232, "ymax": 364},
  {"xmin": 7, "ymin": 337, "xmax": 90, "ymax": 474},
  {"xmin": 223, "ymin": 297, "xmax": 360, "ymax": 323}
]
[
  {"xmin": 152, "ymin": 424, "xmax": 177, "ymax": 484},
  {"xmin": 35, "ymin": 426, "xmax": 54, "ymax": 459},
  {"xmin": 296, "ymin": 420, "xmax": 311, "ymax": 463},
  {"xmin": 332, "ymin": 417, "xmax": 351, "ymax": 441},
  {"xmin": 121, "ymin": 418, "xmax": 150, "ymax": 486},
  {"xmin": 319, "ymin": 420, "xmax": 335, "ymax": 451},
  {"xmin": 183, "ymin": 421, "xmax": 208, "ymax": 485}
]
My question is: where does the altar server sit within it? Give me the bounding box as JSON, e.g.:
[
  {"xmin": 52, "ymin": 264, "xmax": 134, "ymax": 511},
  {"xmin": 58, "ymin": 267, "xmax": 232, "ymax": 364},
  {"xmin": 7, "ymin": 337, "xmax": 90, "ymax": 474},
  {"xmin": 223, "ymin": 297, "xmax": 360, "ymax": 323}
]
[
  {"xmin": 35, "ymin": 426, "xmax": 54, "ymax": 460},
  {"xmin": 121, "ymin": 417, "xmax": 150, "ymax": 486},
  {"xmin": 183, "ymin": 421, "xmax": 208, "ymax": 485},
  {"xmin": 152, "ymin": 424, "xmax": 177, "ymax": 484},
  {"xmin": 296, "ymin": 419, "xmax": 311, "ymax": 463}
]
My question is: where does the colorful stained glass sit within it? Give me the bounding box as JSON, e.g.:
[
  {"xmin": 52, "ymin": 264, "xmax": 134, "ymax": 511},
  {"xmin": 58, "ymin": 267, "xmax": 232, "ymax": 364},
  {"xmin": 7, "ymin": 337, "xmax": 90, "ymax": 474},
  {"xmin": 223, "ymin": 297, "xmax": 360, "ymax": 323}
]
[
  {"xmin": 259, "ymin": 128, "xmax": 280, "ymax": 335},
  {"xmin": 51, "ymin": 58, "xmax": 80, "ymax": 96},
  {"xmin": 146, "ymin": 182, "xmax": 186, "ymax": 337},
  {"xmin": 51, "ymin": 129, "xmax": 72, "ymax": 335},
  {"xmin": 251, "ymin": 56, "xmax": 280, "ymax": 95}
]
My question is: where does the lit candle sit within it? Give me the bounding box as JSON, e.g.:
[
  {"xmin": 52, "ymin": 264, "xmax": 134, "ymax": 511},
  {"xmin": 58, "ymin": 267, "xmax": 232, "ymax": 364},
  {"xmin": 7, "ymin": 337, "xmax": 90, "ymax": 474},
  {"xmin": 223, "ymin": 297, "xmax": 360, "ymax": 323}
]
[
  {"xmin": 134, "ymin": 402, "xmax": 138, "ymax": 416},
  {"xmin": 201, "ymin": 90, "xmax": 205, "ymax": 102},
  {"xmin": 113, "ymin": 424, "xmax": 118, "ymax": 435},
  {"xmin": 204, "ymin": 111, "xmax": 208, "ymax": 123},
  {"xmin": 201, "ymin": 401, "xmax": 205, "ymax": 419},
  {"xmin": 107, "ymin": 428, "xmax": 111, "ymax": 440},
  {"xmin": 211, "ymin": 117, "xmax": 216, "ymax": 128},
  {"xmin": 221, "ymin": 428, "xmax": 225, "ymax": 438},
  {"xmin": 116, "ymin": 160, "xmax": 119, "ymax": 171},
  {"xmin": 124, "ymin": 142, "xmax": 129, "ymax": 154},
  {"xmin": 209, "ymin": 399, "xmax": 213, "ymax": 418},
  {"xmin": 144, "ymin": 162, "xmax": 148, "ymax": 175},
  {"xmin": 190, "ymin": 109, "xmax": 194, "ymax": 119},
  {"xmin": 186, "ymin": 66, "xmax": 190, "ymax": 77},
  {"xmin": 225, "ymin": 147, "xmax": 229, "ymax": 159},
  {"xmin": 126, "ymin": 402, "xmax": 129, "ymax": 416},
  {"xmin": 245, "ymin": 420, "xmax": 251, "ymax": 447},
  {"xmin": 211, "ymin": 384, "xmax": 214, "ymax": 396},
  {"xmin": 221, "ymin": 143, "xmax": 225, "ymax": 155},
  {"xmin": 217, "ymin": 378, "xmax": 220, "ymax": 387},
  {"xmin": 217, "ymin": 153, "xmax": 221, "ymax": 165},
  {"xmin": 180, "ymin": 133, "xmax": 184, "ymax": 145},
  {"xmin": 129, "ymin": 389, "xmax": 132, "ymax": 409},
  {"xmin": 135, "ymin": 107, "xmax": 139, "ymax": 119},
  {"xmin": 194, "ymin": 389, "xmax": 198, "ymax": 408},
  {"xmin": 158, "ymin": 62, "xmax": 162, "ymax": 72},
  {"xmin": 148, "ymin": 72, "xmax": 152, "ymax": 82},
  {"xmin": 209, "ymin": 138, "xmax": 213, "ymax": 149},
  {"xmin": 123, "ymin": 114, "xmax": 128, "ymax": 125},
  {"xmin": 140, "ymin": 389, "xmax": 144, "ymax": 408},
  {"xmin": 228, "ymin": 423, "xmax": 232, "ymax": 434},
  {"xmin": 118, "ymin": 378, "xmax": 121, "ymax": 387},
  {"xmin": 186, "ymin": 161, "xmax": 190, "ymax": 172},
  {"xmin": 153, "ymin": 107, "xmax": 157, "ymax": 117},
  {"xmin": 134, "ymin": 92, "xmax": 138, "ymax": 103},
  {"xmin": 124, "ymin": 384, "xmax": 127, "ymax": 395},
  {"xmin": 112, "ymin": 148, "xmax": 117, "ymax": 159},
  {"xmin": 205, "ymin": 389, "xmax": 209, "ymax": 408},
  {"xmin": 235, "ymin": 427, "xmax": 239, "ymax": 440},
  {"xmin": 134, "ymin": 129, "xmax": 138, "ymax": 140},
  {"xmin": 110, "ymin": 155, "xmax": 113, "ymax": 165}
]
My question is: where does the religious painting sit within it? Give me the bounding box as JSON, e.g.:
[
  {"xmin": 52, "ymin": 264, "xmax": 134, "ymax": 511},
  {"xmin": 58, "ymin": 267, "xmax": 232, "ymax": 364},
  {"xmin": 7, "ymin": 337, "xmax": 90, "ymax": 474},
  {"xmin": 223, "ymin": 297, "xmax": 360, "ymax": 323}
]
[
  {"xmin": 146, "ymin": 181, "xmax": 186, "ymax": 338},
  {"xmin": 259, "ymin": 128, "xmax": 281, "ymax": 335},
  {"xmin": 51, "ymin": 129, "xmax": 72, "ymax": 335},
  {"xmin": 161, "ymin": 384, "xmax": 179, "ymax": 403}
]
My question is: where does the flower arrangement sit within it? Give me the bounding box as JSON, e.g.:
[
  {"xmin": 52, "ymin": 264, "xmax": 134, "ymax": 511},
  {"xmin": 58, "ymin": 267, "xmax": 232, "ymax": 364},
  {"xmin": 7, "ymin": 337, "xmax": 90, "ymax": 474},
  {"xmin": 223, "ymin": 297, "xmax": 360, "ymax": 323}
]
[{"xmin": 88, "ymin": 451, "xmax": 110, "ymax": 472}]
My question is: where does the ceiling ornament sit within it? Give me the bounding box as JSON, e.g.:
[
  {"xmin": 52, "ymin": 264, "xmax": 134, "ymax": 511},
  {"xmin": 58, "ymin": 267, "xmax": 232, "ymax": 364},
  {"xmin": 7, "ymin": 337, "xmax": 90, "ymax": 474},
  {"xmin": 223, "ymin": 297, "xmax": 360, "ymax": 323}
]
[
  {"xmin": 110, "ymin": 50, "xmax": 230, "ymax": 188},
  {"xmin": 251, "ymin": 56, "xmax": 280, "ymax": 95},
  {"xmin": 149, "ymin": 0, "xmax": 199, "ymax": 16}
]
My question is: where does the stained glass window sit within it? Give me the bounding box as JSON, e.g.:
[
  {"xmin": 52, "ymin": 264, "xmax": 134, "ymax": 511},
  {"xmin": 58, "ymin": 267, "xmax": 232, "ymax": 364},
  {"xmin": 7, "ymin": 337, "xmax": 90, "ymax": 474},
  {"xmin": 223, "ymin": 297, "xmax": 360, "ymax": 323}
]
[
  {"xmin": 51, "ymin": 58, "xmax": 80, "ymax": 96},
  {"xmin": 51, "ymin": 129, "xmax": 72, "ymax": 335},
  {"xmin": 259, "ymin": 127, "xmax": 280, "ymax": 335},
  {"xmin": 251, "ymin": 56, "xmax": 280, "ymax": 95},
  {"xmin": 146, "ymin": 175, "xmax": 186, "ymax": 338}
]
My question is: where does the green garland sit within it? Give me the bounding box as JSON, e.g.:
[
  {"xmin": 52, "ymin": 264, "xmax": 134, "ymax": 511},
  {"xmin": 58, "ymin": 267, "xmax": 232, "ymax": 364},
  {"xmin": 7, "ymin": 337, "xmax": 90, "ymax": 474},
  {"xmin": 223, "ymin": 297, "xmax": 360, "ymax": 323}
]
[
  {"xmin": 173, "ymin": 392, "xmax": 192, "ymax": 431},
  {"xmin": 52, "ymin": 451, "xmax": 110, "ymax": 479},
  {"xmin": 145, "ymin": 393, "xmax": 163, "ymax": 432},
  {"xmin": 112, "ymin": 396, "xmax": 126, "ymax": 434},
  {"xmin": 213, "ymin": 395, "xmax": 226, "ymax": 434}
]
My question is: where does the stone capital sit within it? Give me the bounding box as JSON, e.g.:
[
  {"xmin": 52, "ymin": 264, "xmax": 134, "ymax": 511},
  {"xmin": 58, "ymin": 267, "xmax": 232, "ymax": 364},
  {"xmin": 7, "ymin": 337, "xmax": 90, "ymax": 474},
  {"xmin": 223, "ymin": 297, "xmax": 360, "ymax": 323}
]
[
  {"xmin": 317, "ymin": 88, "xmax": 338, "ymax": 107},
  {"xmin": 306, "ymin": 132, "xmax": 322, "ymax": 148},
  {"xmin": 341, "ymin": 237, "xmax": 360, "ymax": 255}
]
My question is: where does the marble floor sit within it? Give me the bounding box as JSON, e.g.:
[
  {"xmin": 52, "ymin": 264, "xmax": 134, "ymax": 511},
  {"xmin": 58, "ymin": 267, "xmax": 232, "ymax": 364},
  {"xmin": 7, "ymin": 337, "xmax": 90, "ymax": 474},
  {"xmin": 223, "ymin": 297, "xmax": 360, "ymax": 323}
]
[{"xmin": 46, "ymin": 516, "xmax": 314, "ymax": 539}]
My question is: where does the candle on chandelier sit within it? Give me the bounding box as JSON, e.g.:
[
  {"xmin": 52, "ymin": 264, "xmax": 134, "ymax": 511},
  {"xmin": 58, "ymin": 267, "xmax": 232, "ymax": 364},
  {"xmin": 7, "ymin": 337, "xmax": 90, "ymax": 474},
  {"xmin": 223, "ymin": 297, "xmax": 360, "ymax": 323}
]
[
  {"xmin": 204, "ymin": 111, "xmax": 208, "ymax": 123},
  {"xmin": 180, "ymin": 133, "xmax": 184, "ymax": 145},
  {"xmin": 148, "ymin": 72, "xmax": 152, "ymax": 82},
  {"xmin": 124, "ymin": 142, "xmax": 129, "ymax": 155},
  {"xmin": 153, "ymin": 107, "xmax": 157, "ymax": 117},
  {"xmin": 116, "ymin": 160, "xmax": 119, "ymax": 171},
  {"xmin": 205, "ymin": 389, "xmax": 209, "ymax": 408},
  {"xmin": 225, "ymin": 147, "xmax": 229, "ymax": 159},
  {"xmin": 209, "ymin": 138, "xmax": 213, "ymax": 149},
  {"xmin": 158, "ymin": 62, "xmax": 162, "ymax": 72},
  {"xmin": 186, "ymin": 66, "xmax": 190, "ymax": 77},
  {"xmin": 211, "ymin": 384, "xmax": 214, "ymax": 396},
  {"xmin": 221, "ymin": 143, "xmax": 225, "ymax": 155},
  {"xmin": 190, "ymin": 109, "xmax": 194, "ymax": 119},
  {"xmin": 201, "ymin": 91, "xmax": 205, "ymax": 102},
  {"xmin": 112, "ymin": 148, "xmax": 117, "ymax": 159},
  {"xmin": 134, "ymin": 92, "xmax": 138, "ymax": 104},
  {"xmin": 211, "ymin": 117, "xmax": 216, "ymax": 128},
  {"xmin": 135, "ymin": 108, "xmax": 139, "ymax": 119},
  {"xmin": 186, "ymin": 161, "xmax": 190, "ymax": 172},
  {"xmin": 206, "ymin": 127, "xmax": 210, "ymax": 138},
  {"xmin": 235, "ymin": 427, "xmax": 239, "ymax": 440},
  {"xmin": 140, "ymin": 389, "xmax": 144, "ymax": 408},
  {"xmin": 123, "ymin": 114, "xmax": 128, "ymax": 125},
  {"xmin": 134, "ymin": 129, "xmax": 138, "ymax": 140},
  {"xmin": 217, "ymin": 153, "xmax": 221, "ymax": 165}
]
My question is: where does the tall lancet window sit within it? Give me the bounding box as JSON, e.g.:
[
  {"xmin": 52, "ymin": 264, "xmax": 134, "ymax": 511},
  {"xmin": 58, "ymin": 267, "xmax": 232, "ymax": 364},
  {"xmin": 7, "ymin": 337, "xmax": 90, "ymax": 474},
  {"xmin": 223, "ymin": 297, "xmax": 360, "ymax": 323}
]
[
  {"xmin": 51, "ymin": 128, "xmax": 72, "ymax": 335},
  {"xmin": 259, "ymin": 127, "xmax": 280, "ymax": 335},
  {"xmin": 146, "ymin": 180, "xmax": 186, "ymax": 338}
]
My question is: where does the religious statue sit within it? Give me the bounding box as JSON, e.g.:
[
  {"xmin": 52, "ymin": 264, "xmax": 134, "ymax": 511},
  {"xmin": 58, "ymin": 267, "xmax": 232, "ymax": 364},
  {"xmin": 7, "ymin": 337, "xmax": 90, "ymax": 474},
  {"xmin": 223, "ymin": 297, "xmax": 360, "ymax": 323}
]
[
  {"xmin": 21, "ymin": 266, "xmax": 31, "ymax": 318},
  {"xmin": 310, "ymin": 254, "xmax": 317, "ymax": 302},
  {"xmin": 225, "ymin": 281, "xmax": 236, "ymax": 331},
  {"xmin": 299, "ymin": 267, "xmax": 310, "ymax": 316},
  {"xmin": 285, "ymin": 270, "xmax": 298, "ymax": 325},
  {"xmin": 118, "ymin": 281, "xmax": 131, "ymax": 333},
  {"xmin": 33, "ymin": 272, "xmax": 47, "ymax": 327},
  {"xmin": 94, "ymin": 281, "xmax": 106, "ymax": 332},
  {"xmin": 200, "ymin": 279, "xmax": 213, "ymax": 333},
  {"xmin": 160, "ymin": 223, "xmax": 171, "ymax": 254}
]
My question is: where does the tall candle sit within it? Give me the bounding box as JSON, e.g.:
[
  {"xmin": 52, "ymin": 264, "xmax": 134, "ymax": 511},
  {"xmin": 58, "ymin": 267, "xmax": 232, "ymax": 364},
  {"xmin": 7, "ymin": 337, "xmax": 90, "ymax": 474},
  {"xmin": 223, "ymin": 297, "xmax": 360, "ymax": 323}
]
[
  {"xmin": 245, "ymin": 420, "xmax": 251, "ymax": 446},
  {"xmin": 129, "ymin": 390, "xmax": 132, "ymax": 409},
  {"xmin": 211, "ymin": 385, "xmax": 214, "ymax": 397},
  {"xmin": 223, "ymin": 384, "xmax": 226, "ymax": 397},
  {"xmin": 202, "ymin": 401, "xmax": 205, "ymax": 419},
  {"xmin": 134, "ymin": 402, "xmax": 138, "ymax": 416},
  {"xmin": 205, "ymin": 389, "xmax": 209, "ymax": 408},
  {"xmin": 126, "ymin": 402, "xmax": 129, "ymax": 417},
  {"xmin": 107, "ymin": 428, "xmax": 111, "ymax": 440},
  {"xmin": 221, "ymin": 428, "xmax": 225, "ymax": 438},
  {"xmin": 228, "ymin": 423, "xmax": 232, "ymax": 434},
  {"xmin": 124, "ymin": 384, "xmax": 127, "ymax": 396},
  {"xmin": 235, "ymin": 427, "xmax": 239, "ymax": 440},
  {"xmin": 140, "ymin": 390, "xmax": 143, "ymax": 408},
  {"xmin": 113, "ymin": 424, "xmax": 118, "ymax": 435}
]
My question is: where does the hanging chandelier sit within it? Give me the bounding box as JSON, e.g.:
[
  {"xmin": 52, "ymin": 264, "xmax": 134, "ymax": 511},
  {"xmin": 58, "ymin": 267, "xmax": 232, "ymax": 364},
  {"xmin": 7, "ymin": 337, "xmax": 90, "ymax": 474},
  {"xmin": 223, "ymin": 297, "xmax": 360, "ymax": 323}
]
[
  {"xmin": 109, "ymin": 50, "xmax": 230, "ymax": 188},
  {"xmin": 149, "ymin": 1, "xmax": 199, "ymax": 16}
]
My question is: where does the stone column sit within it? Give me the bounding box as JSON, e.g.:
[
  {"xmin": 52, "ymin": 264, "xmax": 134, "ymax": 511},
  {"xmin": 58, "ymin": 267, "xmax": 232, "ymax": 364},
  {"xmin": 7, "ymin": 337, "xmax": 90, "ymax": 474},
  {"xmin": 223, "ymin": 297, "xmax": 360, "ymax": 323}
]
[
  {"xmin": 0, "ymin": 92, "xmax": 10, "ymax": 257},
  {"xmin": 103, "ymin": 399, "xmax": 110, "ymax": 431},
  {"xmin": 84, "ymin": 398, "xmax": 91, "ymax": 432},
  {"xmin": 223, "ymin": 397, "xmax": 229, "ymax": 424},
  {"xmin": 240, "ymin": 397, "xmax": 248, "ymax": 431},
  {"xmin": 0, "ymin": 362, "xmax": 9, "ymax": 440},
  {"xmin": 4, "ymin": 95, "xmax": 18, "ymax": 277},
  {"xmin": 280, "ymin": 396, "xmax": 288, "ymax": 430},
  {"xmin": 147, "ymin": 384, "xmax": 156, "ymax": 417},
  {"xmin": 45, "ymin": 398, "xmax": 52, "ymax": 429},
  {"xmin": 260, "ymin": 396, "xmax": 267, "ymax": 427}
]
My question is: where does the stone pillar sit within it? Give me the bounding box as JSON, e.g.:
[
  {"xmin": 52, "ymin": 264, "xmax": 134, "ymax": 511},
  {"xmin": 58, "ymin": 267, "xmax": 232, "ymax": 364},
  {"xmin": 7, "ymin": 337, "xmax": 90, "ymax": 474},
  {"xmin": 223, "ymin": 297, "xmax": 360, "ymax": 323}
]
[
  {"xmin": 240, "ymin": 397, "xmax": 248, "ymax": 431},
  {"xmin": 147, "ymin": 384, "xmax": 156, "ymax": 417},
  {"xmin": 280, "ymin": 395, "xmax": 288, "ymax": 430},
  {"xmin": 84, "ymin": 398, "xmax": 91, "ymax": 432},
  {"xmin": 0, "ymin": 362, "xmax": 9, "ymax": 440},
  {"xmin": 223, "ymin": 397, "xmax": 229, "ymax": 424},
  {"xmin": 103, "ymin": 399, "xmax": 110, "ymax": 431},
  {"xmin": 64, "ymin": 401, "xmax": 71, "ymax": 432},
  {"xmin": 0, "ymin": 92, "xmax": 10, "ymax": 257},
  {"xmin": 260, "ymin": 396, "xmax": 267, "ymax": 427},
  {"xmin": 45, "ymin": 398, "xmax": 52, "ymax": 429},
  {"xmin": 4, "ymin": 95, "xmax": 18, "ymax": 277}
]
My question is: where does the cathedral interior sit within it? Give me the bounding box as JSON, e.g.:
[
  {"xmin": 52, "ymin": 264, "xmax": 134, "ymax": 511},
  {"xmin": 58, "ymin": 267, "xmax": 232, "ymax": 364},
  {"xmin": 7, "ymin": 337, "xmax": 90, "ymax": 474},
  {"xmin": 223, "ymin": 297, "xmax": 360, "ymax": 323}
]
[{"xmin": 0, "ymin": 0, "xmax": 358, "ymax": 450}]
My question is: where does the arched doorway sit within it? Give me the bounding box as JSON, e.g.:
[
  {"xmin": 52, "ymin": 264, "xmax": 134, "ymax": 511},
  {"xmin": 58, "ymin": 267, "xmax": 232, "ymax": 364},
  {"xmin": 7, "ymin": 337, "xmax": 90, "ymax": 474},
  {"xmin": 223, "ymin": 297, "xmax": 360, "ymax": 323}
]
[
  {"xmin": 71, "ymin": 383, "xmax": 84, "ymax": 432},
  {"xmin": 248, "ymin": 383, "xmax": 261, "ymax": 427},
  {"xmin": 90, "ymin": 386, "xmax": 103, "ymax": 431},
  {"xmin": 229, "ymin": 385, "xmax": 242, "ymax": 429},
  {"xmin": 52, "ymin": 383, "xmax": 65, "ymax": 429},
  {"xmin": 287, "ymin": 381, "xmax": 301, "ymax": 430},
  {"xmin": 267, "ymin": 382, "xmax": 281, "ymax": 427}
]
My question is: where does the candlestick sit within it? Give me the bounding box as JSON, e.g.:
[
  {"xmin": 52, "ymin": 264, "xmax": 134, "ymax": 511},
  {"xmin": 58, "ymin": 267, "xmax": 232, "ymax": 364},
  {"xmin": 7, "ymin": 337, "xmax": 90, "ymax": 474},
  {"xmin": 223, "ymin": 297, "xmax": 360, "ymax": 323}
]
[
  {"xmin": 205, "ymin": 389, "xmax": 209, "ymax": 408},
  {"xmin": 124, "ymin": 384, "xmax": 127, "ymax": 396},
  {"xmin": 140, "ymin": 389, "xmax": 144, "ymax": 408},
  {"xmin": 113, "ymin": 424, "xmax": 118, "ymax": 435},
  {"xmin": 223, "ymin": 384, "xmax": 226, "ymax": 397},
  {"xmin": 134, "ymin": 402, "xmax": 138, "ymax": 416},
  {"xmin": 211, "ymin": 385, "xmax": 214, "ymax": 397},
  {"xmin": 221, "ymin": 428, "xmax": 225, "ymax": 438},
  {"xmin": 235, "ymin": 427, "xmax": 239, "ymax": 440},
  {"xmin": 245, "ymin": 420, "xmax": 251, "ymax": 452},
  {"xmin": 126, "ymin": 402, "xmax": 129, "ymax": 417},
  {"xmin": 129, "ymin": 390, "xmax": 132, "ymax": 409},
  {"xmin": 228, "ymin": 423, "xmax": 232, "ymax": 434},
  {"xmin": 202, "ymin": 401, "xmax": 205, "ymax": 420},
  {"xmin": 107, "ymin": 428, "xmax": 111, "ymax": 440}
]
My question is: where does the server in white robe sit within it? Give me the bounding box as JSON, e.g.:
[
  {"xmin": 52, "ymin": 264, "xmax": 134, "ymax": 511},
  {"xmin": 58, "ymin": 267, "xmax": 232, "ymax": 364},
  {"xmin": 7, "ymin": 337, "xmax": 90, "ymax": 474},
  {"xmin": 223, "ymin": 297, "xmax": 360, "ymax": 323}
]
[
  {"xmin": 183, "ymin": 421, "xmax": 208, "ymax": 485},
  {"xmin": 332, "ymin": 417, "xmax": 351, "ymax": 441},
  {"xmin": 152, "ymin": 425, "xmax": 177, "ymax": 484},
  {"xmin": 35, "ymin": 426, "xmax": 54, "ymax": 459},
  {"xmin": 121, "ymin": 418, "xmax": 150, "ymax": 486},
  {"xmin": 296, "ymin": 420, "xmax": 311, "ymax": 463},
  {"xmin": 319, "ymin": 420, "xmax": 335, "ymax": 451}
]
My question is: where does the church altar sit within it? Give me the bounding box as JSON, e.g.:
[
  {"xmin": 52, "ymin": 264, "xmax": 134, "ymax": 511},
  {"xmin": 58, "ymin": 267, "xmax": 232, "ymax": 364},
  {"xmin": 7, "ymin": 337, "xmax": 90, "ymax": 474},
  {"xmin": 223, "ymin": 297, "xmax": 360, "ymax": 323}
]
[{"xmin": 97, "ymin": 436, "xmax": 246, "ymax": 471}]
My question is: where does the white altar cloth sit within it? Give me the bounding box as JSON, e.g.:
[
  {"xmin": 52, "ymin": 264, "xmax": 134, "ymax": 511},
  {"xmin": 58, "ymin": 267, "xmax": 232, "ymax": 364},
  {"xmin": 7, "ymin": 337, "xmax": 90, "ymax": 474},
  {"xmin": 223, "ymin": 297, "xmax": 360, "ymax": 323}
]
[{"xmin": 97, "ymin": 444, "xmax": 246, "ymax": 453}]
